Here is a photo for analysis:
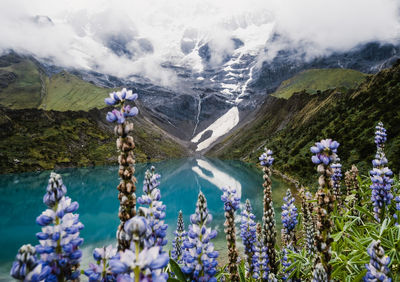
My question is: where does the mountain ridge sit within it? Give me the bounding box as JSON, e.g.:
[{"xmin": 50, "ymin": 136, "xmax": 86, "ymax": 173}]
[{"xmin": 207, "ymin": 60, "xmax": 400, "ymax": 185}]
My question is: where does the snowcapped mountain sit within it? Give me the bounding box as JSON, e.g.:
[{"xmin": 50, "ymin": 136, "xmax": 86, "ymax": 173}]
[
  {"xmin": 10, "ymin": 10, "xmax": 399, "ymax": 153},
  {"xmin": 33, "ymin": 37, "xmax": 400, "ymax": 153}
]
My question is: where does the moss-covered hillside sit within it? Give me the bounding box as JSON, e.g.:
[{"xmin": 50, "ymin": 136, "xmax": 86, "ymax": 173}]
[
  {"xmin": 208, "ymin": 61, "xmax": 400, "ymax": 185},
  {"xmin": 0, "ymin": 106, "xmax": 188, "ymax": 174},
  {"xmin": 272, "ymin": 68, "xmax": 367, "ymax": 99},
  {"xmin": 0, "ymin": 54, "xmax": 112, "ymax": 111}
]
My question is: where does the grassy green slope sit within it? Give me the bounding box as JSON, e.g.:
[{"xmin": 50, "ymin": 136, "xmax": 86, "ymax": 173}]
[
  {"xmin": 0, "ymin": 60, "xmax": 42, "ymax": 109},
  {"xmin": 40, "ymin": 71, "xmax": 112, "ymax": 111},
  {"xmin": 209, "ymin": 61, "xmax": 400, "ymax": 185},
  {"xmin": 0, "ymin": 107, "xmax": 188, "ymax": 173},
  {"xmin": 0, "ymin": 54, "xmax": 114, "ymax": 111},
  {"xmin": 273, "ymin": 68, "xmax": 367, "ymax": 99}
]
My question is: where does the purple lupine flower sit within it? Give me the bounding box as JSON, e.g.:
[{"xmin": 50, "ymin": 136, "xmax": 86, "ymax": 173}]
[
  {"xmin": 84, "ymin": 245, "xmax": 118, "ymax": 281},
  {"xmin": 221, "ymin": 186, "xmax": 240, "ymax": 281},
  {"xmin": 259, "ymin": 148, "xmax": 274, "ymax": 167},
  {"xmin": 109, "ymin": 246, "xmax": 169, "ymax": 280},
  {"xmin": 281, "ymin": 189, "xmax": 298, "ymax": 248},
  {"xmin": 171, "ymin": 210, "xmax": 186, "ymax": 263},
  {"xmin": 106, "ymin": 109, "xmax": 125, "ymax": 124},
  {"xmin": 105, "ymin": 88, "xmax": 138, "ymax": 105},
  {"xmin": 105, "ymin": 89, "xmax": 139, "ymax": 124},
  {"xmin": 364, "ymin": 240, "xmax": 391, "ymax": 282},
  {"xmin": 311, "ymin": 139, "xmax": 338, "ymax": 280},
  {"xmin": 301, "ymin": 190, "xmax": 317, "ymax": 256},
  {"xmin": 43, "ymin": 172, "xmax": 67, "ymax": 207},
  {"xmin": 137, "ymin": 166, "xmax": 168, "ymax": 248},
  {"xmin": 123, "ymin": 105, "xmax": 139, "ymax": 117},
  {"xmin": 281, "ymin": 249, "xmax": 292, "ymax": 281},
  {"xmin": 310, "ymin": 139, "xmax": 339, "ymax": 165},
  {"xmin": 313, "ymin": 263, "xmax": 328, "ymax": 282},
  {"xmin": 108, "ymin": 216, "xmax": 169, "ymax": 281},
  {"xmin": 395, "ymin": 196, "xmax": 400, "ymax": 226},
  {"xmin": 370, "ymin": 122, "xmax": 394, "ymax": 222},
  {"xmin": 182, "ymin": 192, "xmax": 218, "ymax": 282},
  {"xmin": 10, "ymin": 244, "xmax": 51, "ymax": 281},
  {"xmin": 254, "ymin": 223, "xmax": 269, "ymax": 280},
  {"xmin": 375, "ymin": 122, "xmax": 387, "ymax": 146},
  {"xmin": 331, "ymin": 158, "xmax": 342, "ymax": 203},
  {"xmin": 240, "ymin": 199, "xmax": 258, "ymax": 278},
  {"xmin": 221, "ymin": 186, "xmax": 241, "ymax": 211},
  {"xmin": 19, "ymin": 173, "xmax": 85, "ymax": 281}
]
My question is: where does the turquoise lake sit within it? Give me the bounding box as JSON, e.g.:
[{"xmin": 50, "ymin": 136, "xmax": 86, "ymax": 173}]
[{"xmin": 0, "ymin": 158, "xmax": 294, "ymax": 280}]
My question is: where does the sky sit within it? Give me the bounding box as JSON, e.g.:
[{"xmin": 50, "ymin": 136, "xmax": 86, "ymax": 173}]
[{"xmin": 0, "ymin": 0, "xmax": 399, "ymax": 84}]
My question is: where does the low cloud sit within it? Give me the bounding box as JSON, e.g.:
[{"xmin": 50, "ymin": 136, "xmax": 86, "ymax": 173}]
[{"xmin": 0, "ymin": 0, "xmax": 399, "ymax": 86}]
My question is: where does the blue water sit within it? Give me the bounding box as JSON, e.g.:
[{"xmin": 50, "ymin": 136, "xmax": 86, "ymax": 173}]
[{"xmin": 0, "ymin": 157, "xmax": 294, "ymax": 280}]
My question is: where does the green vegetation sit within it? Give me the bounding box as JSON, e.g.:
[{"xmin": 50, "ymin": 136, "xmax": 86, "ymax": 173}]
[
  {"xmin": 0, "ymin": 107, "xmax": 188, "ymax": 173},
  {"xmin": 272, "ymin": 68, "xmax": 367, "ymax": 99},
  {"xmin": 0, "ymin": 54, "xmax": 114, "ymax": 111},
  {"xmin": 0, "ymin": 60, "xmax": 42, "ymax": 109},
  {"xmin": 40, "ymin": 71, "xmax": 112, "ymax": 111},
  {"xmin": 209, "ymin": 61, "xmax": 400, "ymax": 185}
]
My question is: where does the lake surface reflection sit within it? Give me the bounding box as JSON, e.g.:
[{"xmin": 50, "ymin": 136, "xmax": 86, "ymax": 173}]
[{"xmin": 0, "ymin": 158, "xmax": 294, "ymax": 280}]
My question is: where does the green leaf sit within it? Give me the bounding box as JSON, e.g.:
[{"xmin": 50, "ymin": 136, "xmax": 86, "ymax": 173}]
[
  {"xmin": 167, "ymin": 279, "xmax": 181, "ymax": 282},
  {"xmin": 238, "ymin": 260, "xmax": 246, "ymax": 282},
  {"xmin": 379, "ymin": 218, "xmax": 389, "ymax": 237},
  {"xmin": 169, "ymin": 259, "xmax": 187, "ymax": 282}
]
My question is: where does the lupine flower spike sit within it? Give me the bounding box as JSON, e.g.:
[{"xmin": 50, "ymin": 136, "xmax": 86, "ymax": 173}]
[
  {"xmin": 310, "ymin": 139, "xmax": 339, "ymax": 279},
  {"xmin": 109, "ymin": 216, "xmax": 169, "ymax": 282},
  {"xmin": 259, "ymin": 148, "xmax": 278, "ymax": 274},
  {"xmin": 370, "ymin": 122, "xmax": 394, "ymax": 222},
  {"xmin": 105, "ymin": 88, "xmax": 139, "ymax": 251},
  {"xmin": 10, "ymin": 244, "xmax": 50, "ymax": 281},
  {"xmin": 395, "ymin": 195, "xmax": 400, "ymax": 226},
  {"xmin": 182, "ymin": 192, "xmax": 219, "ymax": 281},
  {"xmin": 344, "ymin": 165, "xmax": 361, "ymax": 214},
  {"xmin": 35, "ymin": 172, "xmax": 84, "ymax": 281},
  {"xmin": 300, "ymin": 188, "xmax": 317, "ymax": 256},
  {"xmin": 364, "ymin": 240, "xmax": 391, "ymax": 281},
  {"xmin": 84, "ymin": 245, "xmax": 117, "ymax": 281},
  {"xmin": 331, "ymin": 158, "xmax": 342, "ymax": 206},
  {"xmin": 240, "ymin": 199, "xmax": 258, "ymax": 278},
  {"xmin": 281, "ymin": 249, "xmax": 292, "ymax": 281},
  {"xmin": 221, "ymin": 186, "xmax": 241, "ymax": 281},
  {"xmin": 281, "ymin": 189, "xmax": 298, "ymax": 248},
  {"xmin": 281, "ymin": 189, "xmax": 298, "ymax": 280},
  {"xmin": 172, "ymin": 210, "xmax": 186, "ymax": 263},
  {"xmin": 312, "ymin": 263, "xmax": 328, "ymax": 282},
  {"xmin": 137, "ymin": 166, "xmax": 168, "ymax": 248},
  {"xmin": 255, "ymin": 223, "xmax": 269, "ymax": 280}
]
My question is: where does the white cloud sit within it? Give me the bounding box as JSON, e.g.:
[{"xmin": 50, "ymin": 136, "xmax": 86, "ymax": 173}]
[{"xmin": 0, "ymin": 0, "xmax": 399, "ymax": 85}]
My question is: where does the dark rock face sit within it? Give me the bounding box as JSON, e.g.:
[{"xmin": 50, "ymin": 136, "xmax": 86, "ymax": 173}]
[
  {"xmin": 196, "ymin": 130, "xmax": 213, "ymax": 144},
  {"xmin": 0, "ymin": 53, "xmax": 22, "ymax": 67},
  {"xmin": 0, "ymin": 71, "xmax": 17, "ymax": 89},
  {"xmin": 199, "ymin": 44, "xmax": 211, "ymax": 62},
  {"xmin": 106, "ymin": 35, "xmax": 154, "ymax": 58}
]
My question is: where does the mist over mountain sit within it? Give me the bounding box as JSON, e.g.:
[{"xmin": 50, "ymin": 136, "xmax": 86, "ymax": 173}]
[{"xmin": 1, "ymin": 0, "xmax": 400, "ymax": 153}]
